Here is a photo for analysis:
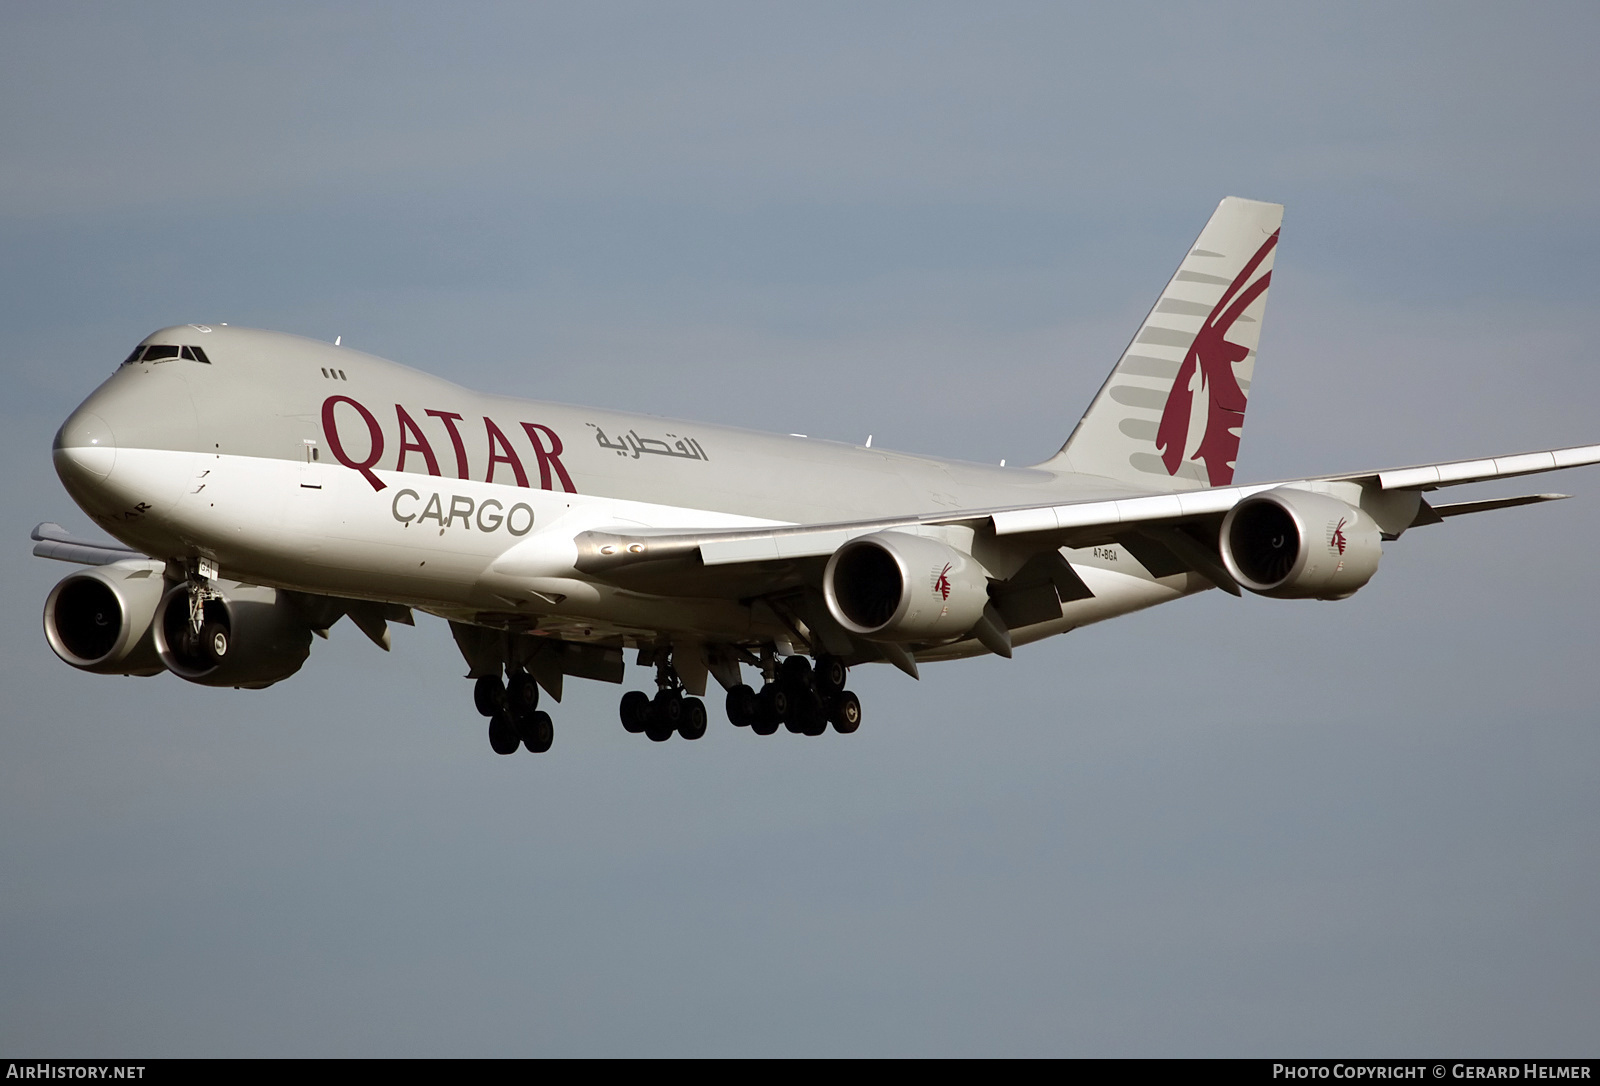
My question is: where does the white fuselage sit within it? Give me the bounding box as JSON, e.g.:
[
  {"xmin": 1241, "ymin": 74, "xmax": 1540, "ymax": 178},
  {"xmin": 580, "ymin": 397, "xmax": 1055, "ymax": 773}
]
[{"xmin": 54, "ymin": 325, "xmax": 1207, "ymax": 663}]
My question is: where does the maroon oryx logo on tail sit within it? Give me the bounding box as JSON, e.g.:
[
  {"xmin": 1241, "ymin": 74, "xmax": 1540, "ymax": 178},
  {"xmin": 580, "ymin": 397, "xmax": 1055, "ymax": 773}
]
[{"xmin": 1155, "ymin": 230, "xmax": 1279, "ymax": 486}]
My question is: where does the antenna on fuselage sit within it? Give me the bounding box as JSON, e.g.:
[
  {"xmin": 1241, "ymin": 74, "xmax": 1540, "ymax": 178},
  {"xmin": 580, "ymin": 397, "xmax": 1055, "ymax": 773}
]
[
  {"xmin": 334, "ymin": 336, "xmax": 342, "ymax": 346},
  {"xmin": 865, "ymin": 434, "xmax": 873, "ymax": 447}
]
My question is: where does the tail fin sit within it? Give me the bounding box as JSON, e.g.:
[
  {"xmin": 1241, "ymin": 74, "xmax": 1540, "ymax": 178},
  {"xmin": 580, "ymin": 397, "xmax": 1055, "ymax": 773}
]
[{"xmin": 1044, "ymin": 196, "xmax": 1283, "ymax": 490}]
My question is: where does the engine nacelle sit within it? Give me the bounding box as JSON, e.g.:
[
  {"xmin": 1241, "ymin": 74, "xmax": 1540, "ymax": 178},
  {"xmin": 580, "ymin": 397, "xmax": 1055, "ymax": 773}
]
[
  {"xmin": 43, "ymin": 560, "xmax": 167, "ymax": 675},
  {"xmin": 823, "ymin": 531, "xmax": 990, "ymax": 641},
  {"xmin": 1220, "ymin": 488, "xmax": 1382, "ymax": 600},
  {"xmin": 152, "ymin": 581, "xmax": 314, "ymax": 688}
]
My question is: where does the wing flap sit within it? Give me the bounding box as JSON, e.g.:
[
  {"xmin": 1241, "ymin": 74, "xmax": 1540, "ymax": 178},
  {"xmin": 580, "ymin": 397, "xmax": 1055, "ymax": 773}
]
[
  {"xmin": 699, "ymin": 528, "xmax": 864, "ymax": 566},
  {"xmin": 988, "ymin": 485, "xmax": 1254, "ymax": 538}
]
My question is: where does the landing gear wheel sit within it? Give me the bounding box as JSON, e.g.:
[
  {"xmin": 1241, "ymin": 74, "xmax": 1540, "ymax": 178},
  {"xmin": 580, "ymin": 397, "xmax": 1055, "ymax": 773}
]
[
  {"xmin": 620, "ymin": 690, "xmax": 650, "ymax": 734},
  {"xmin": 814, "ymin": 655, "xmax": 847, "ymax": 695},
  {"xmin": 517, "ymin": 709, "xmax": 554, "ymax": 753},
  {"xmin": 641, "ymin": 690, "xmax": 681, "ymax": 742},
  {"xmin": 201, "ymin": 621, "xmax": 230, "ymax": 666},
  {"xmin": 791, "ymin": 687, "xmax": 826, "ymax": 735},
  {"xmin": 757, "ymin": 683, "xmax": 789, "ymax": 731},
  {"xmin": 474, "ymin": 674, "xmax": 507, "ymax": 717},
  {"xmin": 679, "ymin": 698, "xmax": 708, "ymax": 740},
  {"xmin": 801, "ymin": 703, "xmax": 828, "ymax": 737},
  {"xmin": 653, "ymin": 691, "xmax": 684, "ymax": 731},
  {"xmin": 829, "ymin": 691, "xmax": 861, "ymax": 734},
  {"xmin": 779, "ymin": 655, "xmax": 812, "ymax": 687},
  {"xmin": 725, "ymin": 684, "xmax": 757, "ymax": 727},
  {"xmin": 507, "ymin": 671, "xmax": 540, "ymax": 715},
  {"xmin": 488, "ymin": 712, "xmax": 520, "ymax": 755}
]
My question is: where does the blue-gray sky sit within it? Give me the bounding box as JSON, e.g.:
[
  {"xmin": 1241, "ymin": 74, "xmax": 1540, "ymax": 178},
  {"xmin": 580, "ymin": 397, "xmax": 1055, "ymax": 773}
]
[{"xmin": 3, "ymin": 2, "xmax": 1597, "ymax": 1056}]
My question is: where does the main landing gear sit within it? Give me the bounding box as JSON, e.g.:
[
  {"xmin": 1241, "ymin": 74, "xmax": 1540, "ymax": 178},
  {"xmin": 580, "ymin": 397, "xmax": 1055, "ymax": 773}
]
[
  {"xmin": 617, "ymin": 649, "xmax": 861, "ymax": 743},
  {"xmin": 618, "ymin": 650, "xmax": 708, "ymax": 742},
  {"xmin": 724, "ymin": 654, "xmax": 861, "ymax": 737},
  {"xmin": 475, "ymin": 669, "xmax": 553, "ymax": 754}
]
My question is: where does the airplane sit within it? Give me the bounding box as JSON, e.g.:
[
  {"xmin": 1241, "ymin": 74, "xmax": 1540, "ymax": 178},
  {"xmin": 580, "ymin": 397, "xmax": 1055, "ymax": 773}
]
[{"xmin": 36, "ymin": 196, "xmax": 1600, "ymax": 755}]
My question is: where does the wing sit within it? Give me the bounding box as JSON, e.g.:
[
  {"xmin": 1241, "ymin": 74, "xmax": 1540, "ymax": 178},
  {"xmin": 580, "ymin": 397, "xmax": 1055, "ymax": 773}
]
[{"xmin": 565, "ymin": 441, "xmax": 1600, "ymax": 603}]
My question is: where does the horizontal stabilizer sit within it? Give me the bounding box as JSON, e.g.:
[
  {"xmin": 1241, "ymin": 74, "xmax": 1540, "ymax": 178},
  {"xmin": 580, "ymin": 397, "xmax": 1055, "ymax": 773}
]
[
  {"xmin": 31, "ymin": 522, "xmax": 143, "ymax": 566},
  {"xmin": 1414, "ymin": 493, "xmax": 1568, "ymax": 526}
]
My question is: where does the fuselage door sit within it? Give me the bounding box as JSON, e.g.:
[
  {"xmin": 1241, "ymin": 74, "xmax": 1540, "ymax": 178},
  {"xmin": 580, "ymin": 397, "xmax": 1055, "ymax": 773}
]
[{"xmin": 300, "ymin": 439, "xmax": 324, "ymax": 489}]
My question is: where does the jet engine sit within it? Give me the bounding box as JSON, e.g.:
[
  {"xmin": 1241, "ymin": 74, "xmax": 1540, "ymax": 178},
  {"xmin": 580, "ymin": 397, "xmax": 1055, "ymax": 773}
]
[
  {"xmin": 43, "ymin": 560, "xmax": 166, "ymax": 676},
  {"xmin": 823, "ymin": 531, "xmax": 990, "ymax": 641},
  {"xmin": 1219, "ymin": 488, "xmax": 1382, "ymax": 600},
  {"xmin": 152, "ymin": 581, "xmax": 314, "ymax": 689}
]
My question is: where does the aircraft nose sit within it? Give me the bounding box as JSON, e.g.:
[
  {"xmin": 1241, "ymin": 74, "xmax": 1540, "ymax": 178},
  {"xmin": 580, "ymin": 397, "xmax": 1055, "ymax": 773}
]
[{"xmin": 54, "ymin": 409, "xmax": 117, "ymax": 481}]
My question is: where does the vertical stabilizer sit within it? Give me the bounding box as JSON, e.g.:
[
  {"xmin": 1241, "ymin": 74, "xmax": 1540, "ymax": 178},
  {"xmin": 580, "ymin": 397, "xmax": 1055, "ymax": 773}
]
[{"xmin": 1044, "ymin": 197, "xmax": 1283, "ymax": 490}]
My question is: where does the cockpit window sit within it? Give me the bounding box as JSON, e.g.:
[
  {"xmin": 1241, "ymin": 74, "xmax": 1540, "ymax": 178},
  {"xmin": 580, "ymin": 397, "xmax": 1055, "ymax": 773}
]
[{"xmin": 121, "ymin": 343, "xmax": 213, "ymax": 365}]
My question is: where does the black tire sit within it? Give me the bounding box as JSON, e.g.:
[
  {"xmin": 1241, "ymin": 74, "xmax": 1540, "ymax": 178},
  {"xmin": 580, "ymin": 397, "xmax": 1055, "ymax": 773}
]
[
  {"xmin": 679, "ymin": 697, "xmax": 707, "ymax": 741},
  {"xmin": 507, "ymin": 671, "xmax": 540, "ymax": 714},
  {"xmin": 201, "ymin": 621, "xmax": 230, "ymax": 666},
  {"xmin": 779, "ymin": 655, "xmax": 812, "ymax": 687},
  {"xmin": 725, "ymin": 683, "xmax": 757, "ymax": 726},
  {"xmin": 758, "ymin": 683, "xmax": 789, "ymax": 727},
  {"xmin": 801, "ymin": 698, "xmax": 828, "ymax": 736},
  {"xmin": 814, "ymin": 655, "xmax": 847, "ymax": 695},
  {"xmin": 653, "ymin": 691, "xmax": 684, "ymax": 731},
  {"xmin": 645, "ymin": 721, "xmax": 674, "ymax": 742},
  {"xmin": 473, "ymin": 674, "xmax": 506, "ymax": 717},
  {"xmin": 784, "ymin": 685, "xmax": 823, "ymax": 733},
  {"xmin": 829, "ymin": 691, "xmax": 862, "ymax": 734},
  {"xmin": 750, "ymin": 715, "xmax": 779, "ymax": 736},
  {"xmin": 488, "ymin": 712, "xmax": 520, "ymax": 755},
  {"xmin": 520, "ymin": 710, "xmax": 554, "ymax": 754},
  {"xmin": 789, "ymin": 693, "xmax": 825, "ymax": 735},
  {"xmin": 620, "ymin": 690, "xmax": 650, "ymax": 734}
]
